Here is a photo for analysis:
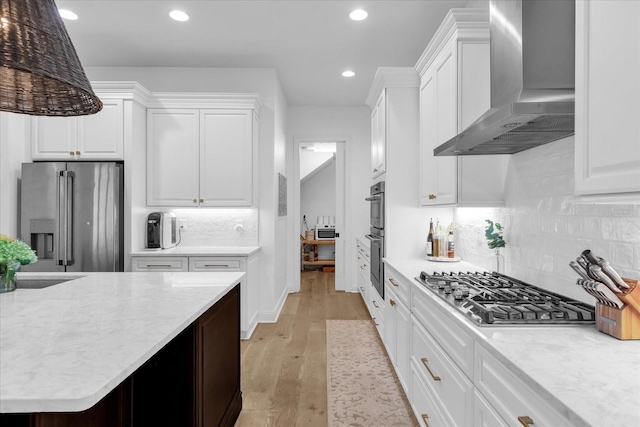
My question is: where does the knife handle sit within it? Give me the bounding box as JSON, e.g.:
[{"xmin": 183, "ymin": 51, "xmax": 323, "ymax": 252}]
[
  {"xmin": 569, "ymin": 261, "xmax": 590, "ymax": 280},
  {"xmin": 598, "ymin": 259, "xmax": 630, "ymax": 289},
  {"xmin": 582, "ymin": 249, "xmax": 600, "ymax": 265},
  {"xmin": 589, "ymin": 265, "xmax": 622, "ymax": 293}
]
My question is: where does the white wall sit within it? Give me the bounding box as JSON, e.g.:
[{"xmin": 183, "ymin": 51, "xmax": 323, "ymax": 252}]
[
  {"xmin": 301, "ymin": 157, "xmax": 336, "ymax": 231},
  {"xmin": 286, "ymin": 106, "xmax": 371, "ymax": 292},
  {"xmin": 452, "ymin": 136, "xmax": 640, "ymax": 304},
  {"xmin": 300, "ymin": 151, "xmax": 333, "ymax": 180}
]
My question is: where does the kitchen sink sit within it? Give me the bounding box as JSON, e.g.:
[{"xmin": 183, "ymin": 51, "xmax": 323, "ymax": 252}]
[
  {"xmin": 14, "ymin": 278, "xmax": 73, "ymax": 289},
  {"xmin": 14, "ymin": 273, "xmax": 87, "ymax": 289}
]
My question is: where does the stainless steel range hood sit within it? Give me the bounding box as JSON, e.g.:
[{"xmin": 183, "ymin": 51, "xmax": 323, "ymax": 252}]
[{"xmin": 435, "ymin": 0, "xmax": 575, "ymax": 156}]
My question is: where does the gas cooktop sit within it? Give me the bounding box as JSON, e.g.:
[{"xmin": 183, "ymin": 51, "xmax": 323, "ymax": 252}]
[{"xmin": 415, "ymin": 271, "xmax": 595, "ymax": 326}]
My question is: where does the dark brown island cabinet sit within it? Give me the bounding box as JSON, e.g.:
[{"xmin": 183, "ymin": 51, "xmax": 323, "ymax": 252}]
[{"xmin": 0, "ymin": 285, "xmax": 242, "ymax": 427}]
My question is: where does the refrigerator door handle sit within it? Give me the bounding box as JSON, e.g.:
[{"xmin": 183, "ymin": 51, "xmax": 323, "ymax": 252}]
[{"xmin": 58, "ymin": 171, "xmax": 75, "ymax": 266}]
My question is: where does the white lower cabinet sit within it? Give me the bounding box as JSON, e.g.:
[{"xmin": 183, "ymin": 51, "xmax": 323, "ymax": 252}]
[
  {"xmin": 131, "ymin": 253, "xmax": 259, "ymax": 339},
  {"xmin": 384, "ymin": 269, "xmax": 412, "ymax": 396},
  {"xmin": 131, "ymin": 256, "xmax": 188, "ymax": 272},
  {"xmin": 411, "ymin": 362, "xmax": 448, "ymax": 427},
  {"xmin": 474, "ymin": 390, "xmax": 508, "ymax": 427},
  {"xmin": 474, "ymin": 345, "xmax": 571, "ymax": 427},
  {"xmin": 411, "ymin": 316, "xmax": 474, "ymax": 427},
  {"xmin": 356, "ymin": 238, "xmax": 370, "ymax": 305}
]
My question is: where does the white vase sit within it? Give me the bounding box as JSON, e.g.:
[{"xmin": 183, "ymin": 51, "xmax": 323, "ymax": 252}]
[{"xmin": 490, "ymin": 248, "xmax": 505, "ymax": 274}]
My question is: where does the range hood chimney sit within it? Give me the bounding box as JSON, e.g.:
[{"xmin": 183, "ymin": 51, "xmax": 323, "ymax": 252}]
[{"xmin": 435, "ymin": 0, "xmax": 575, "ymax": 156}]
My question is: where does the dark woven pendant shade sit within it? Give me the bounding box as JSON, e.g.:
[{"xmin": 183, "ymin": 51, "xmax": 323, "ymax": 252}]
[{"xmin": 0, "ymin": 0, "xmax": 102, "ymax": 116}]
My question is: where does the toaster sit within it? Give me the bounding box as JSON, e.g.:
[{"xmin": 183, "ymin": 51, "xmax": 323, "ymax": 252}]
[{"xmin": 146, "ymin": 212, "xmax": 177, "ymax": 249}]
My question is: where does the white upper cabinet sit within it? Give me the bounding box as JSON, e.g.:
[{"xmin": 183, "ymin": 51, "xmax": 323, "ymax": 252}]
[
  {"xmin": 574, "ymin": 0, "xmax": 640, "ymax": 203},
  {"xmin": 146, "ymin": 94, "xmax": 261, "ymax": 207},
  {"xmin": 147, "ymin": 109, "xmax": 200, "ymax": 207},
  {"xmin": 200, "ymin": 110, "xmax": 255, "ymax": 207},
  {"xmin": 416, "ymin": 9, "xmax": 508, "ymax": 207},
  {"xmin": 371, "ymin": 90, "xmax": 387, "ymax": 178},
  {"xmin": 31, "ymin": 98, "xmax": 124, "ymax": 160}
]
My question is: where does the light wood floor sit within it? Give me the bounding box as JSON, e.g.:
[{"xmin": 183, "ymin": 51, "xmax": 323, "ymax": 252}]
[{"xmin": 235, "ymin": 271, "xmax": 371, "ymax": 427}]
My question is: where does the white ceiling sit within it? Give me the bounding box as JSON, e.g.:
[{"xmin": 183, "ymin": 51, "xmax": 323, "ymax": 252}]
[{"xmin": 57, "ymin": 0, "xmax": 470, "ymax": 106}]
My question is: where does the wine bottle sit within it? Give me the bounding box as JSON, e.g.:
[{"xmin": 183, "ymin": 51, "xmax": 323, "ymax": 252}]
[
  {"xmin": 427, "ymin": 218, "xmax": 434, "ymax": 257},
  {"xmin": 446, "ymin": 223, "xmax": 455, "ymax": 258},
  {"xmin": 436, "ymin": 221, "xmax": 445, "ymax": 257},
  {"xmin": 433, "ymin": 219, "xmax": 440, "ymax": 258}
]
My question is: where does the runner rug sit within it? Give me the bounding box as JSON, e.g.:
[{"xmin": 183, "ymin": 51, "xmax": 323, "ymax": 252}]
[{"xmin": 326, "ymin": 320, "xmax": 419, "ymax": 427}]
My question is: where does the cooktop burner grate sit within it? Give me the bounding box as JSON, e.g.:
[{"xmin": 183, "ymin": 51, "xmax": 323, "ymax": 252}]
[{"xmin": 414, "ymin": 271, "xmax": 595, "ymax": 326}]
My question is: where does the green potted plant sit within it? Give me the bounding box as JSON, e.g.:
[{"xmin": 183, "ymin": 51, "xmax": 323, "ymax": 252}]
[
  {"xmin": 485, "ymin": 220, "xmax": 505, "ymax": 273},
  {"xmin": 0, "ymin": 234, "xmax": 37, "ymax": 293}
]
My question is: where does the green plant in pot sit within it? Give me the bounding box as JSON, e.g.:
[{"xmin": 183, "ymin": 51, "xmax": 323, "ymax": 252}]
[
  {"xmin": 485, "ymin": 220, "xmax": 505, "ymax": 273},
  {"xmin": 0, "ymin": 234, "xmax": 37, "ymax": 293}
]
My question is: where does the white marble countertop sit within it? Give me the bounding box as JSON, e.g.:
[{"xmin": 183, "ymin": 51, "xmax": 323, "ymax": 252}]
[
  {"xmin": 384, "ymin": 257, "xmax": 640, "ymax": 427},
  {"xmin": 130, "ymin": 245, "xmax": 260, "ymax": 257},
  {"xmin": 0, "ymin": 271, "xmax": 244, "ymax": 413}
]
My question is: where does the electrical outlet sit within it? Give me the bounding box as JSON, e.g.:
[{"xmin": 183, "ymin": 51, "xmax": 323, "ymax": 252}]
[{"xmin": 179, "ymin": 219, "xmax": 187, "ymax": 230}]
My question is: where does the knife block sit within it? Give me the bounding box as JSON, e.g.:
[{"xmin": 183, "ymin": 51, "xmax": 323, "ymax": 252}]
[{"xmin": 595, "ymin": 278, "xmax": 640, "ymax": 340}]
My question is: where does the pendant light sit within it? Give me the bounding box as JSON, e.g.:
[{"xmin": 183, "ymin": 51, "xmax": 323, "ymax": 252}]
[{"xmin": 0, "ymin": 0, "xmax": 102, "ymax": 116}]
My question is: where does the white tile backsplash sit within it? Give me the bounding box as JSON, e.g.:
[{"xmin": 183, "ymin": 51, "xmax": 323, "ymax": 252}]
[
  {"xmin": 170, "ymin": 208, "xmax": 259, "ymax": 246},
  {"xmin": 453, "ymin": 136, "xmax": 640, "ymax": 303}
]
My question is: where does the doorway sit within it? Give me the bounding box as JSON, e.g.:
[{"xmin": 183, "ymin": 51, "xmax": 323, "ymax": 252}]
[{"xmin": 293, "ymin": 138, "xmax": 346, "ymax": 292}]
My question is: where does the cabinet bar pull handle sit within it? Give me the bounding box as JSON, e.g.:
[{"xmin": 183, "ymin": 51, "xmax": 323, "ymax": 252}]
[
  {"xmin": 389, "ymin": 278, "xmax": 399, "ymax": 287},
  {"xmin": 146, "ymin": 264, "xmax": 171, "ymax": 268},
  {"xmin": 372, "ymin": 317, "xmax": 378, "ymax": 326},
  {"xmin": 421, "ymin": 414, "xmax": 429, "ymax": 426},
  {"xmin": 421, "ymin": 357, "xmax": 441, "ymax": 381},
  {"xmin": 518, "ymin": 416, "xmax": 534, "ymax": 426},
  {"xmin": 390, "ymin": 299, "xmax": 396, "ymax": 307},
  {"xmin": 203, "ymin": 264, "xmax": 230, "ymax": 268},
  {"xmin": 372, "ymin": 300, "xmax": 379, "ymax": 308}
]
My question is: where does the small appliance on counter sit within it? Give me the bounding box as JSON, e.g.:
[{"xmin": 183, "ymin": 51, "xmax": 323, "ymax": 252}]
[
  {"xmin": 570, "ymin": 249, "xmax": 640, "ymax": 340},
  {"xmin": 146, "ymin": 212, "xmax": 177, "ymax": 249},
  {"xmin": 315, "ymin": 216, "xmax": 336, "ymax": 240}
]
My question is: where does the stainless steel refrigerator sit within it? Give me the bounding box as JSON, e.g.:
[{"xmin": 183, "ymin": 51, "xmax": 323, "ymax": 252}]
[{"xmin": 20, "ymin": 162, "xmax": 124, "ymax": 272}]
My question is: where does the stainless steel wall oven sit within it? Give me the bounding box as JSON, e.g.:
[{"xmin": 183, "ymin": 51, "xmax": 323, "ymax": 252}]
[{"xmin": 366, "ymin": 181, "xmax": 385, "ymax": 299}]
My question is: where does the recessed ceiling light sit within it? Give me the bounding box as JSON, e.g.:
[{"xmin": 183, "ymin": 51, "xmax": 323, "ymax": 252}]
[
  {"xmin": 169, "ymin": 10, "xmax": 189, "ymax": 22},
  {"xmin": 349, "ymin": 9, "xmax": 368, "ymax": 21},
  {"xmin": 342, "ymin": 70, "xmax": 356, "ymax": 78},
  {"xmin": 58, "ymin": 9, "xmax": 78, "ymax": 20}
]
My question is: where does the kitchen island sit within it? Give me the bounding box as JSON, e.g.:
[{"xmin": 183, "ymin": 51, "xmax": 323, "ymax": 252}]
[
  {"xmin": 384, "ymin": 258, "xmax": 640, "ymax": 427},
  {"xmin": 0, "ymin": 272, "xmax": 243, "ymax": 426}
]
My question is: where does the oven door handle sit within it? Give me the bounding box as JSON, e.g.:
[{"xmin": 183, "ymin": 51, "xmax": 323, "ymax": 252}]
[{"xmin": 365, "ymin": 234, "xmax": 381, "ymax": 242}]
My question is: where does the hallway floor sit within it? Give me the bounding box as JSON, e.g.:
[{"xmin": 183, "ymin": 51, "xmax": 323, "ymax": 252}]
[{"xmin": 235, "ymin": 271, "xmax": 371, "ymax": 426}]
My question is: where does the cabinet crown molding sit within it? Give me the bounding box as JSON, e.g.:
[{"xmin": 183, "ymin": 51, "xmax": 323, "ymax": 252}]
[
  {"xmin": 146, "ymin": 92, "xmax": 263, "ymax": 112},
  {"xmin": 366, "ymin": 67, "xmax": 419, "ymax": 108},
  {"xmin": 89, "ymin": 81, "xmax": 263, "ymax": 112},
  {"xmin": 91, "ymin": 81, "xmax": 153, "ymax": 105},
  {"xmin": 415, "ymin": 8, "xmax": 489, "ymax": 77}
]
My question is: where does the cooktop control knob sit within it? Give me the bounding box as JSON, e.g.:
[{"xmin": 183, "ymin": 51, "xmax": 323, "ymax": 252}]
[{"xmin": 453, "ymin": 289, "xmax": 463, "ymax": 300}]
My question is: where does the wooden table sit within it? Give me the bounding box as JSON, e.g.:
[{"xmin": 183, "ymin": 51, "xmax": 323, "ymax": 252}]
[{"xmin": 301, "ymin": 239, "xmax": 335, "ymax": 270}]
